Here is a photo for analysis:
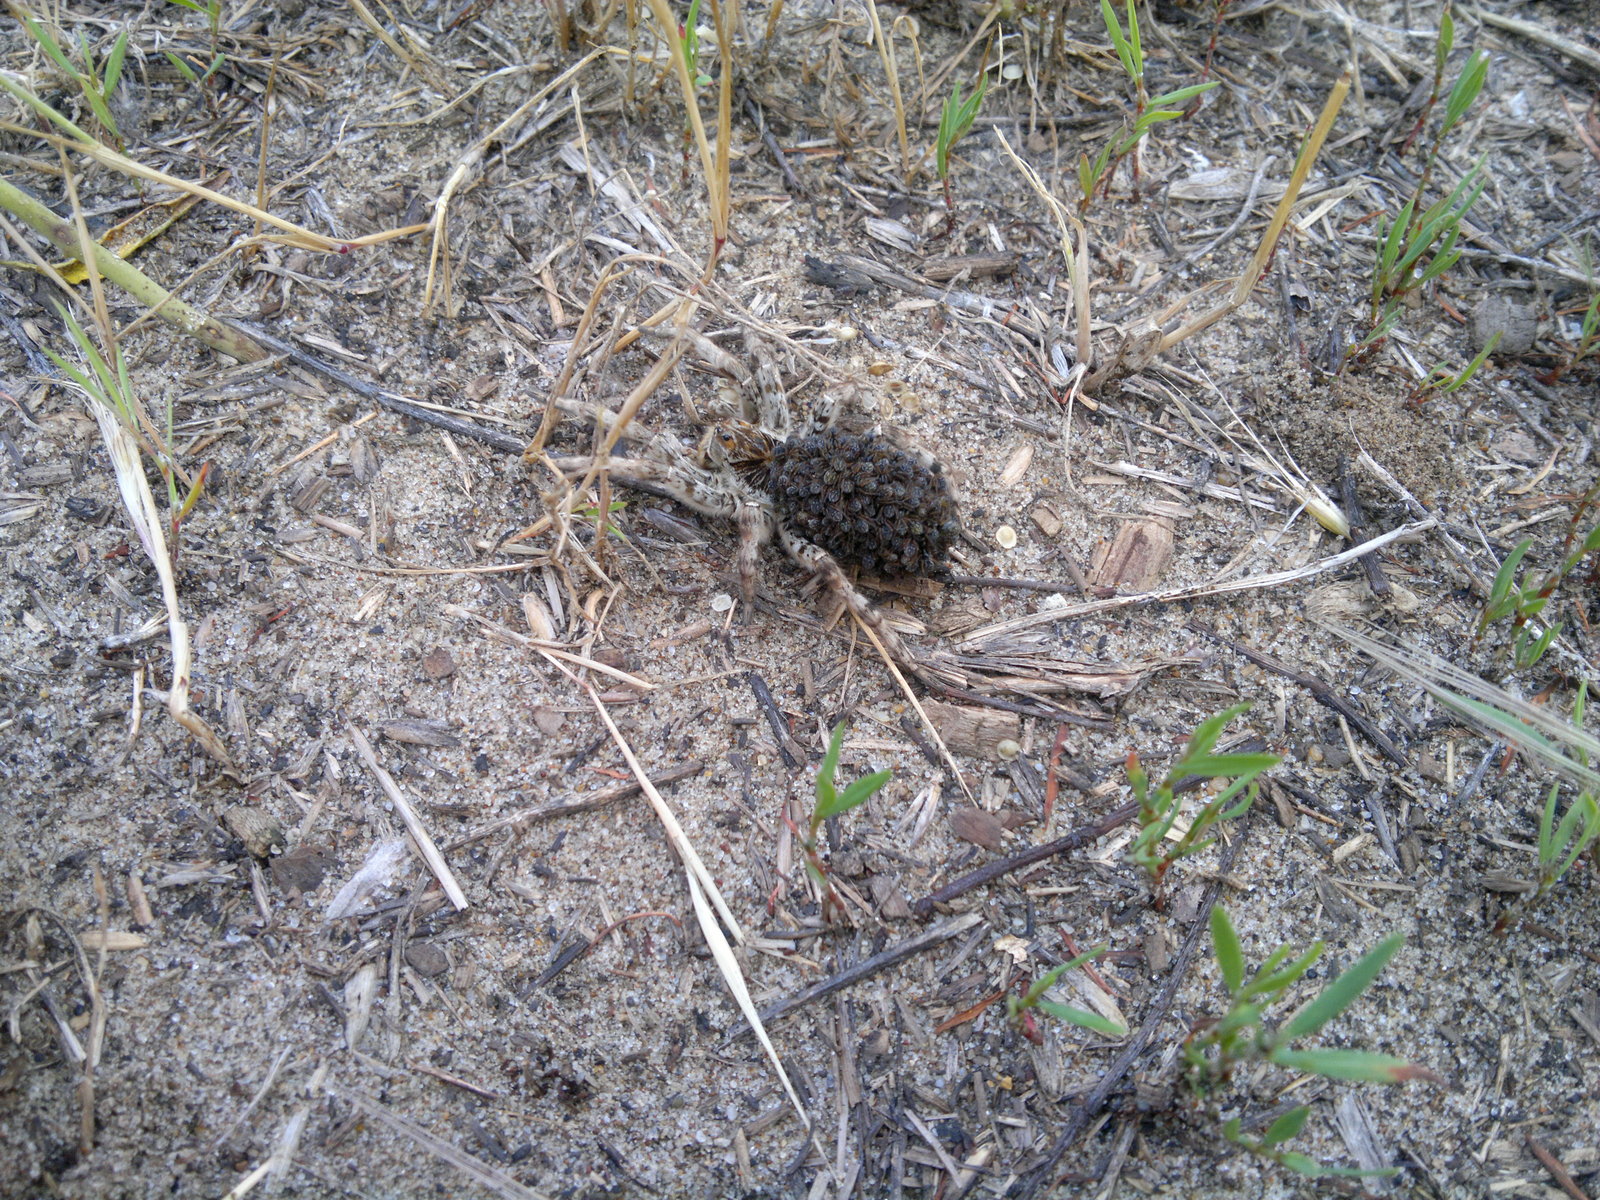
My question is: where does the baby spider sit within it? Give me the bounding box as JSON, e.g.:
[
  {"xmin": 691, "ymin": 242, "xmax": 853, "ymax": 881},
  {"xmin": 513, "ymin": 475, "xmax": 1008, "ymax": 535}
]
[{"xmin": 550, "ymin": 329, "xmax": 961, "ymax": 678}]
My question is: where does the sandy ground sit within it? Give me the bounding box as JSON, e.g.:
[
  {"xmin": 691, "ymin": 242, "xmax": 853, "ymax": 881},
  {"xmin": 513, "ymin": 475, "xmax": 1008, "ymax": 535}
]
[{"xmin": 2, "ymin": 1, "xmax": 1599, "ymax": 1197}]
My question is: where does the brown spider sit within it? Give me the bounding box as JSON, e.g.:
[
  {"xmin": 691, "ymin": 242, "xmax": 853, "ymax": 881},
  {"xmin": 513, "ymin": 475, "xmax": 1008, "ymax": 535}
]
[{"xmin": 549, "ymin": 329, "xmax": 961, "ymax": 679}]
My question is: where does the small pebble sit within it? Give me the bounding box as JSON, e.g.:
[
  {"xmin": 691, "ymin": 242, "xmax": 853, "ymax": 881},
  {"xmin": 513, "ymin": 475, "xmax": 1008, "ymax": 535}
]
[
  {"xmin": 1470, "ymin": 294, "xmax": 1538, "ymax": 357},
  {"xmin": 421, "ymin": 647, "xmax": 456, "ymax": 679}
]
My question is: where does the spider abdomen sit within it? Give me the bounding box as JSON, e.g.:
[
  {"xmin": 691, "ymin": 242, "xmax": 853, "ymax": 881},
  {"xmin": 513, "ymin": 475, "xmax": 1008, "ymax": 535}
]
[{"xmin": 767, "ymin": 429, "xmax": 959, "ymax": 577}]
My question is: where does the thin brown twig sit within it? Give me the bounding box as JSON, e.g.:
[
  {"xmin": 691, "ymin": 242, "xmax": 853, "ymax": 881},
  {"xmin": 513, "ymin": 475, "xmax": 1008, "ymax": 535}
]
[
  {"xmin": 1525, "ymin": 1134, "xmax": 1593, "ymax": 1200},
  {"xmin": 222, "ymin": 319, "xmax": 527, "ymax": 454},
  {"xmin": 442, "ymin": 761, "xmax": 705, "ymax": 850},
  {"xmin": 724, "ymin": 911, "xmax": 983, "ymax": 1039},
  {"xmin": 1186, "ymin": 620, "xmax": 1410, "ymax": 769},
  {"xmin": 912, "ymin": 802, "xmax": 1139, "ymax": 918}
]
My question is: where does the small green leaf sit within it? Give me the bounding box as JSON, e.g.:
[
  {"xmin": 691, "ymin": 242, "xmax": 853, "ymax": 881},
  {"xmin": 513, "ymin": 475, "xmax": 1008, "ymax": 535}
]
[
  {"xmin": 1262, "ymin": 1105, "xmax": 1311, "ymax": 1147},
  {"xmin": 26, "ymin": 17, "xmax": 78, "ymax": 76},
  {"xmin": 816, "ymin": 720, "xmax": 845, "ymax": 809},
  {"xmin": 1239, "ymin": 942, "xmax": 1324, "ymax": 1003},
  {"xmin": 1145, "ymin": 80, "xmax": 1219, "ymax": 108},
  {"xmin": 164, "ymin": 49, "xmax": 200, "ymax": 83},
  {"xmin": 1268, "ymin": 1047, "xmax": 1420, "ymax": 1083},
  {"xmin": 1442, "ymin": 48, "xmax": 1489, "ymax": 131},
  {"xmin": 1036, "ymin": 999, "xmax": 1128, "ymax": 1037},
  {"xmin": 1211, "ymin": 906, "xmax": 1245, "ymax": 995},
  {"xmin": 1281, "ymin": 932, "xmax": 1403, "ymax": 1040},
  {"xmin": 820, "ymin": 768, "xmax": 891, "ymax": 820},
  {"xmin": 1276, "ymin": 1151, "xmax": 1332, "ymax": 1177},
  {"xmin": 1099, "ymin": 0, "xmax": 1137, "ymax": 81},
  {"xmin": 103, "ymin": 30, "xmax": 129, "ymax": 96},
  {"xmin": 1179, "ymin": 752, "xmax": 1282, "ymax": 778},
  {"xmin": 1180, "ymin": 702, "xmax": 1251, "ymax": 760}
]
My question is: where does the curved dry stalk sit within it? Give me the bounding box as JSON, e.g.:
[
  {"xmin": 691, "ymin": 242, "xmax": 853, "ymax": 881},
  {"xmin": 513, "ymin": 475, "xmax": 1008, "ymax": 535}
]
[
  {"xmin": 0, "ymin": 177, "xmax": 263, "ymax": 361},
  {"xmin": 865, "ymin": 0, "xmax": 910, "ymax": 179},
  {"xmin": 1157, "ymin": 72, "xmax": 1351, "ymax": 353},
  {"xmin": 423, "ymin": 45, "xmax": 616, "ymax": 314},
  {"xmin": 641, "ymin": 0, "xmax": 730, "ymax": 272}
]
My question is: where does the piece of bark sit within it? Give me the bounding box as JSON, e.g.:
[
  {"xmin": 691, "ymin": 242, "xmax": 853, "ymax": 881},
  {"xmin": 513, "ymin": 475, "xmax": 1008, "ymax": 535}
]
[
  {"xmin": 949, "ymin": 806, "xmax": 1005, "ymax": 851},
  {"xmin": 1089, "ymin": 516, "xmax": 1174, "ymax": 590},
  {"xmin": 921, "ymin": 699, "xmax": 1021, "ymax": 760}
]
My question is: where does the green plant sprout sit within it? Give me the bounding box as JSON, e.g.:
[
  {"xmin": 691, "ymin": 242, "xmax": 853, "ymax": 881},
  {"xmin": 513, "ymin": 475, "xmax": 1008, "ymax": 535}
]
[
  {"xmin": 1126, "ymin": 703, "xmax": 1280, "ymax": 897},
  {"xmin": 1530, "ymin": 684, "xmax": 1600, "ymax": 905},
  {"xmin": 1541, "ymin": 282, "xmax": 1600, "ymax": 385},
  {"xmin": 575, "ymin": 497, "xmax": 628, "ymax": 540},
  {"xmin": 1192, "ymin": 907, "xmax": 1432, "ymax": 1177},
  {"xmin": 21, "ymin": 13, "xmax": 129, "ymax": 146},
  {"xmin": 1363, "ymin": 15, "xmax": 1488, "ymax": 339},
  {"xmin": 1478, "ymin": 513, "xmax": 1600, "ymax": 669},
  {"xmin": 799, "ymin": 721, "xmax": 892, "ymax": 918},
  {"xmin": 1006, "ymin": 945, "xmax": 1127, "ymax": 1043},
  {"xmin": 678, "ymin": 0, "xmax": 713, "ymax": 90},
  {"xmin": 1370, "ymin": 155, "xmax": 1487, "ymax": 323},
  {"xmin": 935, "ymin": 72, "xmax": 988, "ymax": 220},
  {"xmin": 167, "ymin": 0, "xmax": 224, "ymax": 49},
  {"xmin": 1411, "ymin": 330, "xmax": 1500, "ymax": 403},
  {"xmin": 164, "ymin": 47, "xmax": 228, "ymax": 94},
  {"xmin": 44, "ymin": 303, "xmax": 205, "ymax": 560},
  {"xmin": 1077, "ymin": 0, "xmax": 1217, "ymax": 210},
  {"xmin": 1223, "ymin": 1105, "xmax": 1391, "ymax": 1180},
  {"xmin": 672, "ymin": 0, "xmax": 715, "ymax": 187},
  {"xmin": 1404, "ymin": 10, "xmax": 1490, "ymax": 207}
]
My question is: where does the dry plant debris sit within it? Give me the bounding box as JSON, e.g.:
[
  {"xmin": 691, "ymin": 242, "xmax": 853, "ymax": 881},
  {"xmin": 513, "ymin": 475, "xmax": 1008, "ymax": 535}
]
[{"xmin": 2, "ymin": 0, "xmax": 1599, "ymax": 1197}]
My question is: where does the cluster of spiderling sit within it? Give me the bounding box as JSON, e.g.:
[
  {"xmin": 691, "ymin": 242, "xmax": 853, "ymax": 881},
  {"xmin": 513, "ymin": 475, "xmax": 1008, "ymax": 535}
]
[{"xmin": 766, "ymin": 428, "xmax": 960, "ymax": 577}]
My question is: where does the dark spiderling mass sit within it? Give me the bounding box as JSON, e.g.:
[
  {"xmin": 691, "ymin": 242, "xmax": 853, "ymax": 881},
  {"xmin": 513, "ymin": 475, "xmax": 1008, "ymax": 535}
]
[{"xmin": 766, "ymin": 429, "xmax": 960, "ymax": 577}]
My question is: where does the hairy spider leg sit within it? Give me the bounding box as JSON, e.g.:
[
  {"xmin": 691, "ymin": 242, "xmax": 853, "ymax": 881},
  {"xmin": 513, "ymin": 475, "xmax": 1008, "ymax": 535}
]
[{"xmin": 775, "ymin": 526, "xmax": 928, "ymax": 684}]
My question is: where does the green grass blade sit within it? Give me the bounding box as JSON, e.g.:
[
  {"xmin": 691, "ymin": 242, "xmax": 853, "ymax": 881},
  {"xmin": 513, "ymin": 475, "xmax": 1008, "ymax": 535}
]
[
  {"xmin": 103, "ymin": 30, "xmax": 129, "ymax": 96},
  {"xmin": 1210, "ymin": 905, "xmax": 1244, "ymax": 995},
  {"xmin": 1280, "ymin": 933, "xmax": 1403, "ymax": 1040},
  {"xmin": 1240, "ymin": 943, "xmax": 1323, "ymax": 1003},
  {"xmin": 164, "ymin": 49, "xmax": 200, "ymax": 83},
  {"xmin": 1099, "ymin": 0, "xmax": 1137, "ymax": 81},
  {"xmin": 1434, "ymin": 10, "xmax": 1454, "ymax": 78},
  {"xmin": 1262, "ymin": 1105, "xmax": 1310, "ymax": 1147},
  {"xmin": 1442, "ymin": 49, "xmax": 1489, "ymax": 131},
  {"xmin": 1268, "ymin": 1047, "xmax": 1421, "ymax": 1083},
  {"xmin": 1180, "ymin": 702, "xmax": 1250, "ymax": 760},
  {"xmin": 816, "ymin": 720, "xmax": 845, "ymax": 808},
  {"xmin": 823, "ymin": 768, "xmax": 891, "ymax": 819},
  {"xmin": 1146, "ymin": 81, "xmax": 1219, "ymax": 108},
  {"xmin": 1036, "ymin": 999, "xmax": 1127, "ymax": 1037},
  {"xmin": 25, "ymin": 17, "xmax": 78, "ymax": 76}
]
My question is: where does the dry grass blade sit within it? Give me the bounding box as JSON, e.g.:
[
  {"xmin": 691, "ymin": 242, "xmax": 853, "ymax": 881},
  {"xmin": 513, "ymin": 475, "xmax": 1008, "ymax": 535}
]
[
  {"xmin": 1157, "ymin": 72, "xmax": 1352, "ymax": 353},
  {"xmin": 346, "ymin": 724, "xmax": 469, "ymax": 910},
  {"xmin": 422, "ymin": 46, "xmax": 614, "ymax": 313},
  {"xmin": 993, "ymin": 128, "xmax": 1091, "ymax": 373},
  {"xmin": 961, "ymin": 519, "xmax": 1435, "ymax": 644},
  {"xmin": 640, "ymin": 0, "xmax": 729, "ymax": 270},
  {"xmin": 581, "ymin": 683, "xmax": 743, "ymax": 941},
  {"xmin": 682, "ymin": 869, "xmax": 810, "ymax": 1130},
  {"xmin": 49, "ymin": 322, "xmax": 237, "ymax": 773},
  {"xmin": 323, "ymin": 1084, "xmax": 553, "ymax": 1200},
  {"xmin": 577, "ymin": 676, "xmax": 814, "ymax": 1130},
  {"xmin": 1323, "ymin": 623, "xmax": 1600, "ymax": 789},
  {"xmin": 851, "ymin": 614, "xmax": 974, "ymax": 801}
]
